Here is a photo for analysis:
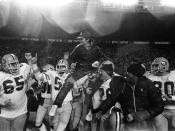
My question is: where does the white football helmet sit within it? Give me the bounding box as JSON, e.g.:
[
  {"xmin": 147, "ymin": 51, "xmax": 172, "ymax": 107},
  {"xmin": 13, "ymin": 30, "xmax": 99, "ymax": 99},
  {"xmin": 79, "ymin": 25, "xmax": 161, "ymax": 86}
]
[
  {"xmin": 43, "ymin": 64, "xmax": 55, "ymax": 72},
  {"xmin": 1, "ymin": 54, "xmax": 20, "ymax": 75},
  {"xmin": 151, "ymin": 57, "xmax": 169, "ymax": 74},
  {"xmin": 98, "ymin": 60, "xmax": 115, "ymax": 71},
  {"xmin": 98, "ymin": 60, "xmax": 115, "ymax": 75},
  {"xmin": 56, "ymin": 59, "xmax": 69, "ymax": 75}
]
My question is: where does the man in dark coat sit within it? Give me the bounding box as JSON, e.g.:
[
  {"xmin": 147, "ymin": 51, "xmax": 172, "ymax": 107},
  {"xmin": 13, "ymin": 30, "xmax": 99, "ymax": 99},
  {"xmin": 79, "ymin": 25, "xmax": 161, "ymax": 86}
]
[{"xmin": 93, "ymin": 62, "xmax": 164, "ymax": 131}]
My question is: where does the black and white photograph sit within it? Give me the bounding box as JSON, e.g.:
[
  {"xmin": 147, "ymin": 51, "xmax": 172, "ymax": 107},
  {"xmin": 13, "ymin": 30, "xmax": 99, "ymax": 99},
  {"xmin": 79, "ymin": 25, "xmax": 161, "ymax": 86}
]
[{"xmin": 0, "ymin": 0, "xmax": 175, "ymax": 131}]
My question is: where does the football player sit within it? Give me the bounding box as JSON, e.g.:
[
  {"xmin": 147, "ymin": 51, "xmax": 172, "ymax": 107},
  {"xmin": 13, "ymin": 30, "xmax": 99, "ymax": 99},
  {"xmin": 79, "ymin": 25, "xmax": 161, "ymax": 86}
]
[
  {"xmin": 33, "ymin": 58, "xmax": 72, "ymax": 131},
  {"xmin": 52, "ymin": 31, "xmax": 108, "ymax": 131},
  {"xmin": 146, "ymin": 57, "xmax": 175, "ymax": 131},
  {"xmin": 0, "ymin": 54, "xmax": 31, "ymax": 131},
  {"xmin": 91, "ymin": 60, "xmax": 122, "ymax": 131},
  {"xmin": 34, "ymin": 64, "xmax": 54, "ymax": 131},
  {"xmin": 49, "ymin": 59, "xmax": 73, "ymax": 131}
]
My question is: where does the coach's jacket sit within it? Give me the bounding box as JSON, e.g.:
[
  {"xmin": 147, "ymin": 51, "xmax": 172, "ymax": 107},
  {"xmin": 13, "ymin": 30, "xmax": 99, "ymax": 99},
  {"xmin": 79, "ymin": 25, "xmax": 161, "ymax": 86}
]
[{"xmin": 94, "ymin": 76, "xmax": 164, "ymax": 121}]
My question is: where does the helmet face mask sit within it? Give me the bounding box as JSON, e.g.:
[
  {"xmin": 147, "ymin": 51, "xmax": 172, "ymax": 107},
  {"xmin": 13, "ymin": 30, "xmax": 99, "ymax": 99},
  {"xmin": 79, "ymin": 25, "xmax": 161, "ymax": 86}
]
[
  {"xmin": 56, "ymin": 59, "xmax": 68, "ymax": 75},
  {"xmin": 2, "ymin": 54, "xmax": 20, "ymax": 75},
  {"xmin": 151, "ymin": 57, "xmax": 169, "ymax": 75}
]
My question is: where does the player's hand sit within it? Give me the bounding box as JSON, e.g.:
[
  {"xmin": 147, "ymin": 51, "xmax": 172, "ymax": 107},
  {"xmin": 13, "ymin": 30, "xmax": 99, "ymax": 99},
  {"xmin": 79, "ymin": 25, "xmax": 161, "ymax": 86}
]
[
  {"xmin": 64, "ymin": 52, "xmax": 69, "ymax": 60},
  {"xmin": 126, "ymin": 111, "xmax": 150, "ymax": 122},
  {"xmin": 70, "ymin": 63, "xmax": 76, "ymax": 70},
  {"xmin": 92, "ymin": 61, "xmax": 100, "ymax": 68},
  {"xmin": 126, "ymin": 114, "xmax": 134, "ymax": 122},
  {"xmin": 86, "ymin": 87, "xmax": 92, "ymax": 94},
  {"xmin": 101, "ymin": 113, "xmax": 110, "ymax": 121}
]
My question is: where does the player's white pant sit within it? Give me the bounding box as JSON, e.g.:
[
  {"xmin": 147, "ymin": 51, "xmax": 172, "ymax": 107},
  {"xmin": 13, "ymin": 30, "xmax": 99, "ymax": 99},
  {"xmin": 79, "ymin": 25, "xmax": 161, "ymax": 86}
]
[
  {"xmin": 53, "ymin": 101, "xmax": 72, "ymax": 131},
  {"xmin": 154, "ymin": 108, "xmax": 175, "ymax": 131},
  {"xmin": 0, "ymin": 113, "xmax": 27, "ymax": 131},
  {"xmin": 35, "ymin": 98, "xmax": 52, "ymax": 127}
]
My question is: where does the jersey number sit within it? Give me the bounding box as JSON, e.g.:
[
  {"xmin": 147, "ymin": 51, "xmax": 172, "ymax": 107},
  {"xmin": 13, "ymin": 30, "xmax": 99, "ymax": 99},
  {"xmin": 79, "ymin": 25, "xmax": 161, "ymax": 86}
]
[
  {"xmin": 41, "ymin": 82, "xmax": 51, "ymax": 94},
  {"xmin": 3, "ymin": 76, "xmax": 24, "ymax": 94},
  {"xmin": 153, "ymin": 81, "xmax": 174, "ymax": 95}
]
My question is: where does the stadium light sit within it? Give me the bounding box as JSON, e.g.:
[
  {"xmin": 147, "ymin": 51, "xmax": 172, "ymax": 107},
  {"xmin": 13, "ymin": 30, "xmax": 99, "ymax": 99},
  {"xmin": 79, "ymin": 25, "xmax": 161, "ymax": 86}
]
[
  {"xmin": 101, "ymin": 0, "xmax": 138, "ymax": 6},
  {"xmin": 161, "ymin": 0, "xmax": 175, "ymax": 7},
  {"xmin": 15, "ymin": 0, "xmax": 74, "ymax": 8}
]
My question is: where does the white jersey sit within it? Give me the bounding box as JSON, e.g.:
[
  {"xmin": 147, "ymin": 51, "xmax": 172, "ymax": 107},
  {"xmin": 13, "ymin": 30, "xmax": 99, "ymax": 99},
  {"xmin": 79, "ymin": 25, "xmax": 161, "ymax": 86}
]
[
  {"xmin": 94, "ymin": 78, "xmax": 111, "ymax": 101},
  {"xmin": 52, "ymin": 72, "xmax": 72, "ymax": 103},
  {"xmin": 0, "ymin": 63, "xmax": 31, "ymax": 118},
  {"xmin": 37, "ymin": 72, "xmax": 52, "ymax": 98},
  {"xmin": 99, "ymin": 78, "xmax": 112, "ymax": 101},
  {"xmin": 146, "ymin": 71, "xmax": 175, "ymax": 109},
  {"xmin": 93, "ymin": 78, "xmax": 111, "ymax": 109},
  {"xmin": 38, "ymin": 70, "xmax": 72, "ymax": 102}
]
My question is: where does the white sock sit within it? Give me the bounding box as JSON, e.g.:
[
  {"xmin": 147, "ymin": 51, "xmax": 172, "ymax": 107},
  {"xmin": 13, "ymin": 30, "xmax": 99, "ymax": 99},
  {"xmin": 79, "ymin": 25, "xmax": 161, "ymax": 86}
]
[{"xmin": 86, "ymin": 110, "xmax": 93, "ymax": 121}]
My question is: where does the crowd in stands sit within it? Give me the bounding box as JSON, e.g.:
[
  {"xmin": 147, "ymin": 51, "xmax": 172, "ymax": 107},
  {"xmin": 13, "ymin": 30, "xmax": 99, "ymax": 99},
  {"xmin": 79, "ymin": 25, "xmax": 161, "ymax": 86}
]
[{"xmin": 0, "ymin": 38, "xmax": 175, "ymax": 74}]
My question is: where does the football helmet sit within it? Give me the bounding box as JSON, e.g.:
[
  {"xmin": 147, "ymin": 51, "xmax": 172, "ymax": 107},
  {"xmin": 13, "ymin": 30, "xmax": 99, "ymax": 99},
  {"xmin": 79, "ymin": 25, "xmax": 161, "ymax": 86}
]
[
  {"xmin": 151, "ymin": 57, "xmax": 169, "ymax": 74},
  {"xmin": 1, "ymin": 54, "xmax": 20, "ymax": 75},
  {"xmin": 56, "ymin": 59, "xmax": 69, "ymax": 75},
  {"xmin": 43, "ymin": 64, "xmax": 55, "ymax": 72},
  {"xmin": 99, "ymin": 60, "xmax": 115, "ymax": 71},
  {"xmin": 98, "ymin": 60, "xmax": 115, "ymax": 75}
]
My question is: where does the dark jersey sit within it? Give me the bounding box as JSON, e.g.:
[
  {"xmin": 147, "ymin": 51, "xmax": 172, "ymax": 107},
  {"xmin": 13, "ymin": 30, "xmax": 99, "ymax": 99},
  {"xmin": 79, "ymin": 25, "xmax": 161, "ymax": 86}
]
[{"xmin": 69, "ymin": 43, "xmax": 107, "ymax": 70}]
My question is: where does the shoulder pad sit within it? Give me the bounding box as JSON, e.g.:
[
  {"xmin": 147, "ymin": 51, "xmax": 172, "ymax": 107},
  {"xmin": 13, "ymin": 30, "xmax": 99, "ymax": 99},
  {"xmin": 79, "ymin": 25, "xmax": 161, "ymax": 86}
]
[
  {"xmin": 168, "ymin": 71, "xmax": 175, "ymax": 81},
  {"xmin": 19, "ymin": 63, "xmax": 31, "ymax": 79},
  {"xmin": 0, "ymin": 71, "xmax": 11, "ymax": 83}
]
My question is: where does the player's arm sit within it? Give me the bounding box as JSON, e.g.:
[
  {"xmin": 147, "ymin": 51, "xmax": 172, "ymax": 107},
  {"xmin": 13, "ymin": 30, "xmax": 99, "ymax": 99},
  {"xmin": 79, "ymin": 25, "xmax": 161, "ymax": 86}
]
[
  {"xmin": 28, "ymin": 53, "xmax": 50, "ymax": 94},
  {"xmin": 68, "ymin": 44, "xmax": 82, "ymax": 65},
  {"xmin": 29, "ymin": 53, "xmax": 42, "ymax": 81},
  {"xmin": 0, "ymin": 87, "xmax": 11, "ymax": 107},
  {"xmin": 53, "ymin": 74, "xmax": 73, "ymax": 107},
  {"xmin": 92, "ymin": 76, "xmax": 125, "ymax": 115},
  {"xmin": 49, "ymin": 74, "xmax": 73, "ymax": 116}
]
